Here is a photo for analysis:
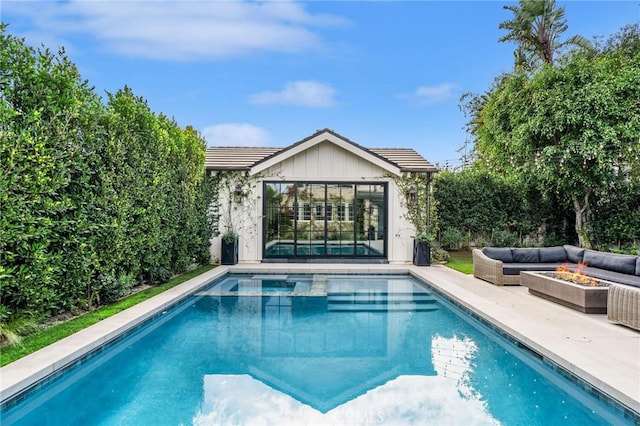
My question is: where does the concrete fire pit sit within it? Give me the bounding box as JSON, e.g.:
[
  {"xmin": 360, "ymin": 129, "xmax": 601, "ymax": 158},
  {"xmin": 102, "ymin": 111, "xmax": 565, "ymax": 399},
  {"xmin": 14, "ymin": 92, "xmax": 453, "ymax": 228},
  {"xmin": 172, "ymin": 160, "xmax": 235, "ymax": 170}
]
[{"xmin": 520, "ymin": 271, "xmax": 609, "ymax": 314}]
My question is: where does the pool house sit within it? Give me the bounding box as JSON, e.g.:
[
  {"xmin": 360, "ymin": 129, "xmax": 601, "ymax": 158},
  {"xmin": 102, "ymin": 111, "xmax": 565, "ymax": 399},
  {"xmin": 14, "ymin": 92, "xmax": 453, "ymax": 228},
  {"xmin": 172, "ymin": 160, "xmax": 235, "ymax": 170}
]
[{"xmin": 206, "ymin": 128, "xmax": 438, "ymax": 264}]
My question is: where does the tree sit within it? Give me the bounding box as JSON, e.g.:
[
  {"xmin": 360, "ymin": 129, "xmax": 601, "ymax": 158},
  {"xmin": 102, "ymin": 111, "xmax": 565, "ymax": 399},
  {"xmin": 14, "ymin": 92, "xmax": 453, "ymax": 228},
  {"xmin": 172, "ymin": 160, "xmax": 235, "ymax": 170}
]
[
  {"xmin": 499, "ymin": 0, "xmax": 592, "ymax": 71},
  {"xmin": 597, "ymin": 23, "xmax": 640, "ymax": 57},
  {"xmin": 474, "ymin": 49, "xmax": 640, "ymax": 248}
]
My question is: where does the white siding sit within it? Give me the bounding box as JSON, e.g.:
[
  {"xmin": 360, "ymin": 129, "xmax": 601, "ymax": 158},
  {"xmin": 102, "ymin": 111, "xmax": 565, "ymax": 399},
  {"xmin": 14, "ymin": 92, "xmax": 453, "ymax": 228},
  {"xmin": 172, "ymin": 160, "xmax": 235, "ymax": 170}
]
[
  {"xmin": 387, "ymin": 182, "xmax": 415, "ymax": 264},
  {"xmin": 212, "ymin": 142, "xmax": 416, "ymax": 264},
  {"xmin": 209, "ymin": 172, "xmax": 263, "ymax": 264},
  {"xmin": 273, "ymin": 141, "xmax": 386, "ymax": 181}
]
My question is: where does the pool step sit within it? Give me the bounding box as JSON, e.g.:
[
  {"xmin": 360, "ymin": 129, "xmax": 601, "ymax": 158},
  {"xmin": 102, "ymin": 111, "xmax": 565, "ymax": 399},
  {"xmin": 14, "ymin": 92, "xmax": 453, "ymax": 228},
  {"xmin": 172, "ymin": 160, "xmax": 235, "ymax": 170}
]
[{"xmin": 326, "ymin": 292, "xmax": 438, "ymax": 312}]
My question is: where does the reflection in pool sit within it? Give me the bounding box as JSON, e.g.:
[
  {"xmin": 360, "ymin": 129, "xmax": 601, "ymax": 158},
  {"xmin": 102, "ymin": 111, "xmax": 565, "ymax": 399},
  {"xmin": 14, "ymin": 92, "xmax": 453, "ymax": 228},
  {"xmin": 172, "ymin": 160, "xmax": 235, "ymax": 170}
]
[
  {"xmin": 1, "ymin": 274, "xmax": 630, "ymax": 425},
  {"xmin": 264, "ymin": 242, "xmax": 383, "ymax": 257}
]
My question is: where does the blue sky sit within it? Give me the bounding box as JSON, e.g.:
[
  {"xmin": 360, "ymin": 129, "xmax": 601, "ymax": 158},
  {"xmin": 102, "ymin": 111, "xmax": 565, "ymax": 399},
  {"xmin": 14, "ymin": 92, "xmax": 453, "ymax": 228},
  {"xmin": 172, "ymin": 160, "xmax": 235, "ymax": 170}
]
[{"xmin": 3, "ymin": 1, "xmax": 638, "ymax": 169}]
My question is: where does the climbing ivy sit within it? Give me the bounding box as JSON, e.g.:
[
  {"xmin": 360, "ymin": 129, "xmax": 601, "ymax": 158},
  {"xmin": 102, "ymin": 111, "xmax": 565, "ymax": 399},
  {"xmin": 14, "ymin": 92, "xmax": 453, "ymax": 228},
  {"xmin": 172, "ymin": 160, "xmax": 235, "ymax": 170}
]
[{"xmin": 388, "ymin": 172, "xmax": 438, "ymax": 243}]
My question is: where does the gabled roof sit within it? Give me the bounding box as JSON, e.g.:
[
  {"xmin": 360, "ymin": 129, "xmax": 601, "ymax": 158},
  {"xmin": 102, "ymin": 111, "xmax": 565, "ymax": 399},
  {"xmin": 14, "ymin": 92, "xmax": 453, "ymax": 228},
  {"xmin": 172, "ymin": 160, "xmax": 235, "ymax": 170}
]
[
  {"xmin": 205, "ymin": 128, "xmax": 437, "ymax": 174},
  {"xmin": 204, "ymin": 147, "xmax": 280, "ymax": 171},
  {"xmin": 369, "ymin": 148, "xmax": 436, "ymax": 173}
]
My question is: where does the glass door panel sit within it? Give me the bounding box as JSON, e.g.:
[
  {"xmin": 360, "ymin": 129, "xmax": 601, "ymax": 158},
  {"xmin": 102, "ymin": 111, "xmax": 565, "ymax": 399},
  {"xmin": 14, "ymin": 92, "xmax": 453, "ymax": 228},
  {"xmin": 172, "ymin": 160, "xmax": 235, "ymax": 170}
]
[
  {"xmin": 294, "ymin": 183, "xmax": 326, "ymax": 256},
  {"xmin": 326, "ymin": 184, "xmax": 339, "ymax": 244},
  {"xmin": 356, "ymin": 184, "xmax": 385, "ymax": 256},
  {"xmin": 264, "ymin": 183, "xmax": 295, "ymax": 256},
  {"xmin": 310, "ymin": 183, "xmax": 326, "ymax": 255},
  {"xmin": 264, "ymin": 182, "xmax": 385, "ymax": 259},
  {"xmin": 338, "ymin": 184, "xmax": 356, "ymax": 255},
  {"xmin": 295, "ymin": 183, "xmax": 310, "ymax": 256}
]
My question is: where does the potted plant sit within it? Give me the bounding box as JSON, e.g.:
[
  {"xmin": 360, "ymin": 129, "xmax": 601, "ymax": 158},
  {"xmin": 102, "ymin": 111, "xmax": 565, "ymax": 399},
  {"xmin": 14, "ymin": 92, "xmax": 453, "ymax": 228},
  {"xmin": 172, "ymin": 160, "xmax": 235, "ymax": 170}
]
[
  {"xmin": 220, "ymin": 230, "xmax": 239, "ymax": 265},
  {"xmin": 413, "ymin": 232, "xmax": 433, "ymax": 266}
]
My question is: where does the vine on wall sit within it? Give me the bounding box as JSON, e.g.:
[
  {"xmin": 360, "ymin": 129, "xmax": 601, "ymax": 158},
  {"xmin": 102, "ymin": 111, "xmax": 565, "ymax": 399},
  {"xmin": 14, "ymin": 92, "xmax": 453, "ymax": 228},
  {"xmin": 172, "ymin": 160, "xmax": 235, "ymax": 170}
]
[
  {"xmin": 209, "ymin": 170, "xmax": 282, "ymax": 245},
  {"xmin": 387, "ymin": 172, "xmax": 438, "ymax": 243}
]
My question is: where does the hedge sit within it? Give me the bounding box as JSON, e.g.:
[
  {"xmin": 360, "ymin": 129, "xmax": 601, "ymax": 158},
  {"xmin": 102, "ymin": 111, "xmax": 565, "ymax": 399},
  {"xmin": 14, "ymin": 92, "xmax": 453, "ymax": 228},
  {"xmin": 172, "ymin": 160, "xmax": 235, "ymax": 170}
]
[{"xmin": 0, "ymin": 26, "xmax": 212, "ymax": 330}]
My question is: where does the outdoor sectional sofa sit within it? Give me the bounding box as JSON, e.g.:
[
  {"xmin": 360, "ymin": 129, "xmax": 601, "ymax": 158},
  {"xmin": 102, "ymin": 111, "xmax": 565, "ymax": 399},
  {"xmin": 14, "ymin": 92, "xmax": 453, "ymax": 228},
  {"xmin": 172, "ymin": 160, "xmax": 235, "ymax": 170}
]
[{"xmin": 472, "ymin": 245, "xmax": 640, "ymax": 330}]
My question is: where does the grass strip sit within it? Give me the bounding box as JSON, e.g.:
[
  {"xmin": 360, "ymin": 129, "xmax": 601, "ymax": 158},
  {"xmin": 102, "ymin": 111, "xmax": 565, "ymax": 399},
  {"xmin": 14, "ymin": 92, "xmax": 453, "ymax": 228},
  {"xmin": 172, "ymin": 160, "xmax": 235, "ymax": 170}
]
[
  {"xmin": 0, "ymin": 264, "xmax": 217, "ymax": 367},
  {"xmin": 444, "ymin": 250, "xmax": 474, "ymax": 274}
]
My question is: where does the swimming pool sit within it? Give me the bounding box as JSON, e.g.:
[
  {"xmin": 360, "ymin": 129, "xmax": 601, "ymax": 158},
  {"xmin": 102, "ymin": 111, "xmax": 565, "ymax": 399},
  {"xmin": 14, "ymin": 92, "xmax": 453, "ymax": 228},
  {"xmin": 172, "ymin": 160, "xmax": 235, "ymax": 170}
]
[{"xmin": 1, "ymin": 273, "xmax": 635, "ymax": 425}]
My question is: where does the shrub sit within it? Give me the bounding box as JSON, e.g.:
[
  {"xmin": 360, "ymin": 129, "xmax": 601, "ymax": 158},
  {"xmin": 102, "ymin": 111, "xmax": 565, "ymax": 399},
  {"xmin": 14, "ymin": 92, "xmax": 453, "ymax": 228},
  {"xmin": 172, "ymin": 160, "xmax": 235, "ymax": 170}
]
[
  {"xmin": 434, "ymin": 170, "xmax": 542, "ymax": 242},
  {"xmin": 440, "ymin": 228, "xmax": 466, "ymax": 250},
  {"xmin": 542, "ymin": 233, "xmax": 568, "ymax": 247},
  {"xmin": 432, "ymin": 248, "xmax": 450, "ymax": 263},
  {"xmin": 492, "ymin": 229, "xmax": 519, "ymax": 247},
  {"xmin": 92, "ymin": 273, "xmax": 136, "ymax": 307},
  {"xmin": 473, "ymin": 235, "xmax": 493, "ymax": 249}
]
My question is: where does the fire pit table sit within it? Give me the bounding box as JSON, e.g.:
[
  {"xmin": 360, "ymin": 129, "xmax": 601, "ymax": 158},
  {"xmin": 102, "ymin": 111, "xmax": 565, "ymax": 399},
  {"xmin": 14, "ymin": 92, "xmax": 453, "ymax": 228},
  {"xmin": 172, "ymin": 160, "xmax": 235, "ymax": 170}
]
[{"xmin": 520, "ymin": 271, "xmax": 610, "ymax": 314}]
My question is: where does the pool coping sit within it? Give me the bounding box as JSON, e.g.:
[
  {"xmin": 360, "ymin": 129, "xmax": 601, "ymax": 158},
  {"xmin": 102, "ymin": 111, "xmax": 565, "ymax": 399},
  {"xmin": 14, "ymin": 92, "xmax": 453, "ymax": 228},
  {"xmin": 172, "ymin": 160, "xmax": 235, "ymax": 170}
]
[
  {"xmin": 1, "ymin": 263, "xmax": 638, "ymax": 417},
  {"xmin": 408, "ymin": 265, "xmax": 640, "ymax": 417},
  {"xmin": 0, "ymin": 266, "xmax": 229, "ymax": 404}
]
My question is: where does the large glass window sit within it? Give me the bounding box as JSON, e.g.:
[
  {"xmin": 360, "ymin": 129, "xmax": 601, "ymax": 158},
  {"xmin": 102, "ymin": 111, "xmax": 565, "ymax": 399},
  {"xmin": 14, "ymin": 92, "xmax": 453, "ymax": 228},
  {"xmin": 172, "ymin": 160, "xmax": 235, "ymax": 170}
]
[{"xmin": 263, "ymin": 182, "xmax": 387, "ymax": 259}]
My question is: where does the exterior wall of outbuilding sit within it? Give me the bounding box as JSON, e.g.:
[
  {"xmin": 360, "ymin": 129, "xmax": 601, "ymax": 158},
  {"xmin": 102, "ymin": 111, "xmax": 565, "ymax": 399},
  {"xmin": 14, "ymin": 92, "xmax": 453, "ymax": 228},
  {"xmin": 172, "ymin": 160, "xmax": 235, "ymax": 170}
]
[{"xmin": 210, "ymin": 141, "xmax": 415, "ymax": 264}]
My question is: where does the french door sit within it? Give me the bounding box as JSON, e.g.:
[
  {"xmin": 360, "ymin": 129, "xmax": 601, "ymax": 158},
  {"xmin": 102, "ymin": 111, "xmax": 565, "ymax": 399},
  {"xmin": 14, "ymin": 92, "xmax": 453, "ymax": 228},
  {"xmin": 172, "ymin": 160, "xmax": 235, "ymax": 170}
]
[{"xmin": 263, "ymin": 182, "xmax": 386, "ymax": 259}]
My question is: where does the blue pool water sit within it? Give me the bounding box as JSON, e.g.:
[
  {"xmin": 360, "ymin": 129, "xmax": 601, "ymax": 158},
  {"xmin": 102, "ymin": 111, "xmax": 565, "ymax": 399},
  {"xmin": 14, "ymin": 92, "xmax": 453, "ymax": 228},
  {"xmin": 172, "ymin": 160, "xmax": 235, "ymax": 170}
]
[
  {"xmin": 1, "ymin": 274, "xmax": 634, "ymax": 425},
  {"xmin": 265, "ymin": 242, "xmax": 383, "ymax": 256}
]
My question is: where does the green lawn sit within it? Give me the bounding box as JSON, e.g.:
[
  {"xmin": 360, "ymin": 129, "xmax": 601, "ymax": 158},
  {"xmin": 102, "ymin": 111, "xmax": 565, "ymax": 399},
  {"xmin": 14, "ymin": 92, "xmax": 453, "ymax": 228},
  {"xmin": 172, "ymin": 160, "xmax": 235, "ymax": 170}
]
[
  {"xmin": 444, "ymin": 250, "xmax": 474, "ymax": 274},
  {"xmin": 0, "ymin": 264, "xmax": 217, "ymax": 367}
]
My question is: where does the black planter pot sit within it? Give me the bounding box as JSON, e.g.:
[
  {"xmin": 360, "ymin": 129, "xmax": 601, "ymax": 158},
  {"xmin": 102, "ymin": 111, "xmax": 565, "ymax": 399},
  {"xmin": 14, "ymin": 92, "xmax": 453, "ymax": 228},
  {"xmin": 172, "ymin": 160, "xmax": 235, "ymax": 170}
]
[
  {"xmin": 221, "ymin": 237, "xmax": 239, "ymax": 265},
  {"xmin": 413, "ymin": 240, "xmax": 431, "ymax": 266}
]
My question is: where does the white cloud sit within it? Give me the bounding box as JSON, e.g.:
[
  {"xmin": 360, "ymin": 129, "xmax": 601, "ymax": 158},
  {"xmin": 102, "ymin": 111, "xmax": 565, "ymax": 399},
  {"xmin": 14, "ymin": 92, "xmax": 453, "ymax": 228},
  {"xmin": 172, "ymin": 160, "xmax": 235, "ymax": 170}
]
[
  {"xmin": 202, "ymin": 123, "xmax": 270, "ymax": 147},
  {"xmin": 249, "ymin": 81, "xmax": 337, "ymax": 108},
  {"xmin": 398, "ymin": 83, "xmax": 460, "ymax": 104},
  {"xmin": 3, "ymin": 1, "xmax": 348, "ymax": 61},
  {"xmin": 193, "ymin": 374, "xmax": 498, "ymax": 425}
]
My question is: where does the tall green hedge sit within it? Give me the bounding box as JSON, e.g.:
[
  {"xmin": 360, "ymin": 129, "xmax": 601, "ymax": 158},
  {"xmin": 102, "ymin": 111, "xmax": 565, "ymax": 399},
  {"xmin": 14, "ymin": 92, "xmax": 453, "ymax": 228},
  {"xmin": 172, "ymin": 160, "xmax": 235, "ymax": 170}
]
[
  {"xmin": 0, "ymin": 26, "xmax": 212, "ymax": 326},
  {"xmin": 433, "ymin": 169, "xmax": 545, "ymax": 247},
  {"xmin": 592, "ymin": 178, "xmax": 640, "ymax": 251},
  {"xmin": 434, "ymin": 167, "xmax": 638, "ymax": 251}
]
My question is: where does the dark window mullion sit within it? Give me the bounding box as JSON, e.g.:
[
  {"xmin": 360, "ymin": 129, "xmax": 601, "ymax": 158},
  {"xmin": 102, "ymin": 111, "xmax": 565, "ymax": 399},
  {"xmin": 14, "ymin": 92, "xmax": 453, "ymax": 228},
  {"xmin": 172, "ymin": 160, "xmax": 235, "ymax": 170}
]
[
  {"xmin": 353, "ymin": 184, "xmax": 358, "ymax": 249},
  {"xmin": 293, "ymin": 184, "xmax": 299, "ymax": 255},
  {"xmin": 324, "ymin": 184, "xmax": 328, "ymax": 254}
]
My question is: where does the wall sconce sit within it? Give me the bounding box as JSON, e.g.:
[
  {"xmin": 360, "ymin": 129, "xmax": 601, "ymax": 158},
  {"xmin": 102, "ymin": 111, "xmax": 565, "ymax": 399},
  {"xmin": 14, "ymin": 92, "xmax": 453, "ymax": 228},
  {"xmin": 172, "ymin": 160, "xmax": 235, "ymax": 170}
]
[
  {"xmin": 233, "ymin": 183, "xmax": 244, "ymax": 203},
  {"xmin": 407, "ymin": 186, "xmax": 417, "ymax": 205}
]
